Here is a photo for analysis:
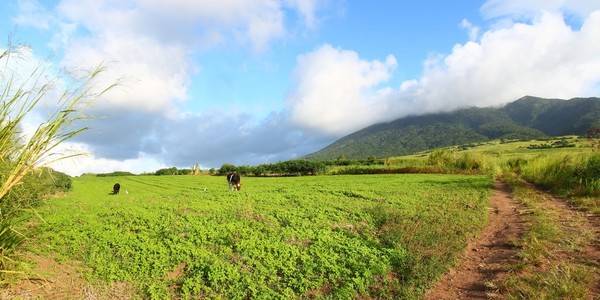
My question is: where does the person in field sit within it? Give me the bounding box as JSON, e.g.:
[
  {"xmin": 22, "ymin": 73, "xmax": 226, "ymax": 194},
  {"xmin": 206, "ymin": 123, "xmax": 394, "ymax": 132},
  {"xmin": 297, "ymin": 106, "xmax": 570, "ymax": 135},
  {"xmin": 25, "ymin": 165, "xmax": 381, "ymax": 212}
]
[
  {"xmin": 226, "ymin": 172, "xmax": 241, "ymax": 191},
  {"xmin": 113, "ymin": 183, "xmax": 121, "ymax": 195}
]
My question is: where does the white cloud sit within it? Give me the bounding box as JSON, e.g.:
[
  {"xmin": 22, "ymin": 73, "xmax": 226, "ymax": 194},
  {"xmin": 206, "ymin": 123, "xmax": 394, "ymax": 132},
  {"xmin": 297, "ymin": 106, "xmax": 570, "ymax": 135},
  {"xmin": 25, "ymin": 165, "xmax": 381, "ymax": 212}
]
[
  {"xmin": 49, "ymin": 0, "xmax": 333, "ymax": 114},
  {"xmin": 403, "ymin": 10, "xmax": 600, "ymax": 113},
  {"xmin": 48, "ymin": 142, "xmax": 167, "ymax": 176},
  {"xmin": 12, "ymin": 0, "xmax": 53, "ymax": 29},
  {"xmin": 481, "ymin": 0, "xmax": 599, "ymax": 21},
  {"xmin": 288, "ymin": 44, "xmax": 399, "ymax": 136},
  {"xmin": 286, "ymin": 0, "xmax": 320, "ymax": 29},
  {"xmin": 460, "ymin": 19, "xmax": 480, "ymax": 41},
  {"xmin": 60, "ymin": 35, "xmax": 193, "ymax": 114},
  {"xmin": 55, "ymin": 0, "xmax": 305, "ymax": 53}
]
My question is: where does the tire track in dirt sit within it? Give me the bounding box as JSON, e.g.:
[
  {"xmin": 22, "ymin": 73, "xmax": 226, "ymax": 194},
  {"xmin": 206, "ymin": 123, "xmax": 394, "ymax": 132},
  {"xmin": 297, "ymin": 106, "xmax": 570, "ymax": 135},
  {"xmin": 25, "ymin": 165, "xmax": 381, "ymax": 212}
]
[{"xmin": 424, "ymin": 180, "xmax": 527, "ymax": 300}]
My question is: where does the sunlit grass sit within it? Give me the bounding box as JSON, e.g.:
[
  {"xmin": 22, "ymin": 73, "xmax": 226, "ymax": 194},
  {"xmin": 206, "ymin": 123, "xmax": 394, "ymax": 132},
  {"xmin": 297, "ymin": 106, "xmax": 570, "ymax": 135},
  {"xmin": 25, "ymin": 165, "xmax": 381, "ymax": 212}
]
[{"xmin": 18, "ymin": 174, "xmax": 492, "ymax": 299}]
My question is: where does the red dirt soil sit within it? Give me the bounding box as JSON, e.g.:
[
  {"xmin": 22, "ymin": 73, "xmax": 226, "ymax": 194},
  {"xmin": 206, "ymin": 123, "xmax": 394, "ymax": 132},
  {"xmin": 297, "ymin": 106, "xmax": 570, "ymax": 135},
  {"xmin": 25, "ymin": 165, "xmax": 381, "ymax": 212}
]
[{"xmin": 424, "ymin": 180, "xmax": 527, "ymax": 299}]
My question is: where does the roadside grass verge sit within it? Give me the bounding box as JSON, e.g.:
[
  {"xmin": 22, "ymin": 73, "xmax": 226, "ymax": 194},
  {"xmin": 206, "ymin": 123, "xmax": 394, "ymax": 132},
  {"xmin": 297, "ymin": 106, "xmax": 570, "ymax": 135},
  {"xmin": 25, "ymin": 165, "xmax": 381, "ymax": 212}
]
[
  {"xmin": 500, "ymin": 174, "xmax": 598, "ymax": 299},
  {"xmin": 518, "ymin": 152, "xmax": 600, "ymax": 214}
]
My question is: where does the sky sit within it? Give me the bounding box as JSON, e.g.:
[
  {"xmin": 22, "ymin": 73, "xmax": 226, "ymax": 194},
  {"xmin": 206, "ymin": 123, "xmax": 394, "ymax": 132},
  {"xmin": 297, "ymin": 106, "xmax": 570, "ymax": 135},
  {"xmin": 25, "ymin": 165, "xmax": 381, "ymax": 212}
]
[{"xmin": 1, "ymin": 0, "xmax": 600, "ymax": 176}]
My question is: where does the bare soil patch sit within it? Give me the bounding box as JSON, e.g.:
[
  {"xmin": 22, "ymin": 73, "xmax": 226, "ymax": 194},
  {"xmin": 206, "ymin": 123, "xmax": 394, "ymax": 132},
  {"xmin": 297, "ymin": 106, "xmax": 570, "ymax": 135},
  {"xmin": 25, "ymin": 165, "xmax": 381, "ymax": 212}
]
[
  {"xmin": 1, "ymin": 254, "xmax": 91, "ymax": 299},
  {"xmin": 1, "ymin": 253, "xmax": 134, "ymax": 300},
  {"xmin": 424, "ymin": 180, "xmax": 527, "ymax": 299}
]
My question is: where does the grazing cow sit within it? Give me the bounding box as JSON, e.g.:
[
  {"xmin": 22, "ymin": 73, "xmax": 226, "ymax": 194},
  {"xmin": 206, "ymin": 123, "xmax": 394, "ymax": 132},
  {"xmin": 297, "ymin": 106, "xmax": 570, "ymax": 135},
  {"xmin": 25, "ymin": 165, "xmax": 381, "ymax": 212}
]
[
  {"xmin": 226, "ymin": 172, "xmax": 241, "ymax": 191},
  {"xmin": 113, "ymin": 183, "xmax": 121, "ymax": 195}
]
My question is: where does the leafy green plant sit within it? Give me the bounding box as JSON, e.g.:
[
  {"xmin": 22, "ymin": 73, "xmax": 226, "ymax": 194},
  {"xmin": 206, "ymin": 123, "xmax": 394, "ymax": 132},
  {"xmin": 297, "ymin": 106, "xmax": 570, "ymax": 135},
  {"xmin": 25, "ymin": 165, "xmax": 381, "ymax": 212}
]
[{"xmin": 20, "ymin": 174, "xmax": 492, "ymax": 299}]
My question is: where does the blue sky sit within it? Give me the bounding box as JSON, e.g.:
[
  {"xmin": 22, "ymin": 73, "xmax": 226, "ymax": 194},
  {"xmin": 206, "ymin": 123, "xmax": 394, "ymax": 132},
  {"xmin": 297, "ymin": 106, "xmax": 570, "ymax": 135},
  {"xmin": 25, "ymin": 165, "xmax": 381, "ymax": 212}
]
[{"xmin": 1, "ymin": 0, "xmax": 599, "ymax": 175}]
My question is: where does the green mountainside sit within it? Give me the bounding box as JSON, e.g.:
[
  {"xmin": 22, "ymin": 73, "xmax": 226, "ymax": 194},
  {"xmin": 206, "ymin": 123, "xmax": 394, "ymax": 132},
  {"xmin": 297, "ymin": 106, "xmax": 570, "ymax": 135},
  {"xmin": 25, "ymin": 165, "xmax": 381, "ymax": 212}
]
[{"xmin": 304, "ymin": 96, "xmax": 600, "ymax": 160}]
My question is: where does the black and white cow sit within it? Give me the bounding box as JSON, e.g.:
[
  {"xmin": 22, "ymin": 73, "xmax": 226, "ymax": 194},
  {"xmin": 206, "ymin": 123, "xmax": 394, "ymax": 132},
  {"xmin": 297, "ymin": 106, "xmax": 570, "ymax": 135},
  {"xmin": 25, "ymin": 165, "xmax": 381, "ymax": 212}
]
[
  {"xmin": 226, "ymin": 172, "xmax": 241, "ymax": 191},
  {"xmin": 113, "ymin": 183, "xmax": 121, "ymax": 195}
]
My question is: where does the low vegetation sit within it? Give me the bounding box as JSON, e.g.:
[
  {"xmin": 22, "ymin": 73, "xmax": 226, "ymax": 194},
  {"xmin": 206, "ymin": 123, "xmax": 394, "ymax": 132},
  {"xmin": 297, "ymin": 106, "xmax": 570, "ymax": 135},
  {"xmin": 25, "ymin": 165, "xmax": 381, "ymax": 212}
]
[{"xmin": 16, "ymin": 174, "xmax": 492, "ymax": 299}]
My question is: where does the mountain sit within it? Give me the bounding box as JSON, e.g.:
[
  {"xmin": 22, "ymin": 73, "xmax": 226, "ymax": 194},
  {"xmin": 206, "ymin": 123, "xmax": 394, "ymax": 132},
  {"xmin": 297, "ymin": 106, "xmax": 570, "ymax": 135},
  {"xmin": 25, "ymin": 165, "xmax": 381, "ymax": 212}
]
[{"xmin": 304, "ymin": 96, "xmax": 600, "ymax": 160}]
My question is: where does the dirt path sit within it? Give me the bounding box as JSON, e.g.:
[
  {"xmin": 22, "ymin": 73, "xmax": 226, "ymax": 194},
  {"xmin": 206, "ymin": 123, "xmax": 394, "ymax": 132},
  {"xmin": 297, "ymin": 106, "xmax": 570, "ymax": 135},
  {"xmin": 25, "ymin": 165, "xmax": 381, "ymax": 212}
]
[
  {"xmin": 425, "ymin": 179, "xmax": 600, "ymax": 299},
  {"xmin": 424, "ymin": 180, "xmax": 527, "ymax": 299}
]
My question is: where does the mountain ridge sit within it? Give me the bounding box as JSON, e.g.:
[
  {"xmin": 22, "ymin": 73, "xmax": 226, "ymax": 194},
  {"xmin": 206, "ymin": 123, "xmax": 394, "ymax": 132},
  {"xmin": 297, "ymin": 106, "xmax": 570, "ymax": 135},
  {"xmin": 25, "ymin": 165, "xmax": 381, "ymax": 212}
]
[{"xmin": 304, "ymin": 96, "xmax": 600, "ymax": 160}]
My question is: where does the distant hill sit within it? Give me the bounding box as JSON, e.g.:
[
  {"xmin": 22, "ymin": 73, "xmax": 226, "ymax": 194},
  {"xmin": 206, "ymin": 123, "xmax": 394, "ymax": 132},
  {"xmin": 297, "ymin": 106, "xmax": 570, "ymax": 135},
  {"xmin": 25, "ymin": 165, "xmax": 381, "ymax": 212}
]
[{"xmin": 304, "ymin": 96, "xmax": 600, "ymax": 160}]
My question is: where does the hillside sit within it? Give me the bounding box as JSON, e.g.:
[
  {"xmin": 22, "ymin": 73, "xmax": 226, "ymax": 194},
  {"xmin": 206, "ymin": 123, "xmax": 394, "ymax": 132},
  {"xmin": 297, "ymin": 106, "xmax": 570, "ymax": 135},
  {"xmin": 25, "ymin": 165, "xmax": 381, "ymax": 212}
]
[{"xmin": 304, "ymin": 96, "xmax": 600, "ymax": 160}]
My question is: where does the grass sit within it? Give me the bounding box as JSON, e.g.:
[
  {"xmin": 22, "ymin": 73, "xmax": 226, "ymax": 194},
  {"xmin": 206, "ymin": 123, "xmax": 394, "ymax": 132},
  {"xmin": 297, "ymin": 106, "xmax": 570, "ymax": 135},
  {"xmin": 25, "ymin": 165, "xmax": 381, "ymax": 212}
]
[
  {"xmin": 500, "ymin": 173, "xmax": 598, "ymax": 299},
  {"xmin": 16, "ymin": 174, "xmax": 493, "ymax": 299},
  {"xmin": 0, "ymin": 43, "xmax": 116, "ymax": 272},
  {"xmin": 388, "ymin": 137, "xmax": 600, "ymax": 298}
]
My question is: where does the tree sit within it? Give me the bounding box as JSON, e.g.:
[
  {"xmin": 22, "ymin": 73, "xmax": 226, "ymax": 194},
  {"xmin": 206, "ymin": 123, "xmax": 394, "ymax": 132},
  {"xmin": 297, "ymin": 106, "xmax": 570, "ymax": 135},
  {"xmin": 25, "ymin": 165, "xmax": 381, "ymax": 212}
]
[
  {"xmin": 218, "ymin": 163, "xmax": 236, "ymax": 175},
  {"xmin": 155, "ymin": 167, "xmax": 178, "ymax": 175}
]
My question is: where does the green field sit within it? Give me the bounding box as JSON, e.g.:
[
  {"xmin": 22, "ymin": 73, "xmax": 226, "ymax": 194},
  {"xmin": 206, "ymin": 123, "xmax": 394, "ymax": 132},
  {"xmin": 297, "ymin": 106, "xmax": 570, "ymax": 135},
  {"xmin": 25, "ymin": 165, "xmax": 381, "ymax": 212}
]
[{"xmin": 20, "ymin": 174, "xmax": 493, "ymax": 299}]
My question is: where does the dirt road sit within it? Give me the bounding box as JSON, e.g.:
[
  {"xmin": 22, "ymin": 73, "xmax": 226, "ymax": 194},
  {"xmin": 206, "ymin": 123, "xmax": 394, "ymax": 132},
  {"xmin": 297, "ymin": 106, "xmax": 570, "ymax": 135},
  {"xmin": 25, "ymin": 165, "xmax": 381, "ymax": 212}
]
[{"xmin": 424, "ymin": 180, "xmax": 526, "ymax": 299}]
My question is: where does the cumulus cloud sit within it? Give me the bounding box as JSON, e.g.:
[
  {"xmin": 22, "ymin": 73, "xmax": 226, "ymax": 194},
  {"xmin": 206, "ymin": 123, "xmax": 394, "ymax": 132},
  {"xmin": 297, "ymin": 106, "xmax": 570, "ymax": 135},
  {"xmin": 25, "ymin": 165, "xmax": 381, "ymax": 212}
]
[
  {"xmin": 61, "ymin": 37, "xmax": 192, "ymax": 114},
  {"xmin": 19, "ymin": 0, "xmax": 328, "ymax": 116},
  {"xmin": 404, "ymin": 10, "xmax": 600, "ymax": 114},
  {"xmin": 288, "ymin": 44, "xmax": 399, "ymax": 136},
  {"xmin": 55, "ymin": 0, "xmax": 317, "ymax": 53}
]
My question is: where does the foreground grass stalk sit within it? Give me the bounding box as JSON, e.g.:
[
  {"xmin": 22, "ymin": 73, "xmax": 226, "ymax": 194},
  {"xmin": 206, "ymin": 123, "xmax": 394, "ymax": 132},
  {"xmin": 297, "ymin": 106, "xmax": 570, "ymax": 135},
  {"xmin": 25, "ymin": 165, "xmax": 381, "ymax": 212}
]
[{"xmin": 0, "ymin": 43, "xmax": 115, "ymax": 271}]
